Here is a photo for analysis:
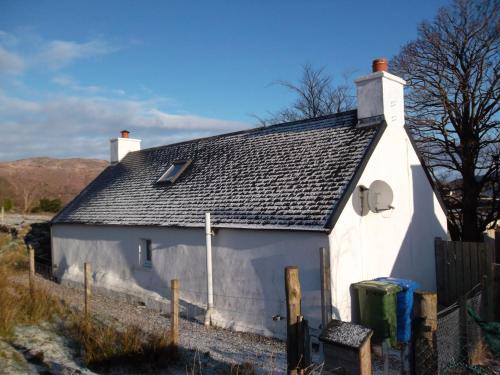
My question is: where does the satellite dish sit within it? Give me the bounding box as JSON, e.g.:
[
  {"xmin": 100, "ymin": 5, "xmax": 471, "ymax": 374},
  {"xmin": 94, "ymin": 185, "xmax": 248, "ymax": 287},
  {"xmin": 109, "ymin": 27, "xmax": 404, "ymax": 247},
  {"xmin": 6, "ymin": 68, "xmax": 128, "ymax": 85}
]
[{"xmin": 367, "ymin": 180, "xmax": 394, "ymax": 213}]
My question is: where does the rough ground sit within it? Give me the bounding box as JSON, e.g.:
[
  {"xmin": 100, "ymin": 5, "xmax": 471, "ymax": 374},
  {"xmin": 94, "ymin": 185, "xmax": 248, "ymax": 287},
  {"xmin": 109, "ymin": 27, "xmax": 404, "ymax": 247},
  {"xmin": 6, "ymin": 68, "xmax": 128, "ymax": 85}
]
[
  {"xmin": 0, "ymin": 213, "xmax": 53, "ymax": 228},
  {"xmin": 8, "ymin": 273, "xmax": 287, "ymax": 374},
  {"xmin": 4, "ymin": 272, "xmax": 405, "ymax": 375}
]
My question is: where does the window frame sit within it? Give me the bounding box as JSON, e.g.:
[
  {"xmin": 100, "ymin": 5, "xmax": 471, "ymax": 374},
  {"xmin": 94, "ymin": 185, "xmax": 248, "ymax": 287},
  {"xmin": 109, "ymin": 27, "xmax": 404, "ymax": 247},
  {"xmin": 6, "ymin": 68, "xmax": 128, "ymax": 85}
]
[
  {"xmin": 157, "ymin": 159, "xmax": 192, "ymax": 184},
  {"xmin": 141, "ymin": 238, "xmax": 152, "ymax": 268}
]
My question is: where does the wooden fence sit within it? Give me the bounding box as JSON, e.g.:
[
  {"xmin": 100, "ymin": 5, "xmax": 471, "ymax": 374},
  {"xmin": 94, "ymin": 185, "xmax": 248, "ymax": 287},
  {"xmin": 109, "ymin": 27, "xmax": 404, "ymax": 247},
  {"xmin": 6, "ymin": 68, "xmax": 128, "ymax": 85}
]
[{"xmin": 435, "ymin": 237, "xmax": 495, "ymax": 307}]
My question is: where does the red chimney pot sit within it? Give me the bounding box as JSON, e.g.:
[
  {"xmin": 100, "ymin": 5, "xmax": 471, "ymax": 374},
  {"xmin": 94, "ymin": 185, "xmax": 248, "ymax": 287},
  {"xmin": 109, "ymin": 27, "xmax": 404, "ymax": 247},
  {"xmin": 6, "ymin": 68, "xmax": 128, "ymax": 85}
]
[
  {"xmin": 120, "ymin": 130, "xmax": 130, "ymax": 138},
  {"xmin": 372, "ymin": 58, "xmax": 388, "ymax": 73}
]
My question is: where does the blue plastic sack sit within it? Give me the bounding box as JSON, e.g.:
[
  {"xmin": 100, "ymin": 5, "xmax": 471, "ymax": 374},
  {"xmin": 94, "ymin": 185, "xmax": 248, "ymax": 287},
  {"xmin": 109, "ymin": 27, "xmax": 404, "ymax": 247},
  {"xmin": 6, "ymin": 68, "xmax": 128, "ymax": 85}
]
[{"xmin": 374, "ymin": 277, "xmax": 419, "ymax": 343}]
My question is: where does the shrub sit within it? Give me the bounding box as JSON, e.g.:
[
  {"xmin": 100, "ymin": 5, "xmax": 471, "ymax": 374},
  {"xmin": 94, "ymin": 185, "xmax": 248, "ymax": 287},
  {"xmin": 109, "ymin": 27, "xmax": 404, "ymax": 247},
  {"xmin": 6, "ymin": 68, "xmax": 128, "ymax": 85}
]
[
  {"xmin": 2, "ymin": 198, "xmax": 13, "ymax": 212},
  {"xmin": 31, "ymin": 198, "xmax": 62, "ymax": 213}
]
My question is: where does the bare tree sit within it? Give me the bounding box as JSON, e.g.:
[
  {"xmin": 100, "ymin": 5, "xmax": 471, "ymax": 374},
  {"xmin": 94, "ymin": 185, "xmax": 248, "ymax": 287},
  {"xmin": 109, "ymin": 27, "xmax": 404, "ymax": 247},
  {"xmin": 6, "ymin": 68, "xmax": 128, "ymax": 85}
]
[
  {"xmin": 257, "ymin": 64, "xmax": 355, "ymax": 126},
  {"xmin": 392, "ymin": 0, "xmax": 499, "ymax": 240}
]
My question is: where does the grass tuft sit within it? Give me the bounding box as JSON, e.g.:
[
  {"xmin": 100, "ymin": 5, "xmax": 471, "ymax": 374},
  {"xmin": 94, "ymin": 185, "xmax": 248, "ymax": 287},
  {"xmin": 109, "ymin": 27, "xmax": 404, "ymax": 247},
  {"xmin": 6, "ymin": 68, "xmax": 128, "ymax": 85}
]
[
  {"xmin": 0, "ymin": 235, "xmax": 62, "ymax": 337},
  {"xmin": 64, "ymin": 313, "xmax": 176, "ymax": 370}
]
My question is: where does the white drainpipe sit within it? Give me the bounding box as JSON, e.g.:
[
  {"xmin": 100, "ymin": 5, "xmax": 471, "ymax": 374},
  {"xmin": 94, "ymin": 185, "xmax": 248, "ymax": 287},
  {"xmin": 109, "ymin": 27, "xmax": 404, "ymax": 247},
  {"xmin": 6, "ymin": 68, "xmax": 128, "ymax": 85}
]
[{"xmin": 204, "ymin": 212, "xmax": 214, "ymax": 325}]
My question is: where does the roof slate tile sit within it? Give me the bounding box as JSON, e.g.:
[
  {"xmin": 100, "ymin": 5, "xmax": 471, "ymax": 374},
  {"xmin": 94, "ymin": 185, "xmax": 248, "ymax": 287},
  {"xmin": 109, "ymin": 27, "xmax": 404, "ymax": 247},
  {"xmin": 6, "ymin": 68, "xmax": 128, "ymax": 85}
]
[{"xmin": 53, "ymin": 110, "xmax": 381, "ymax": 231}]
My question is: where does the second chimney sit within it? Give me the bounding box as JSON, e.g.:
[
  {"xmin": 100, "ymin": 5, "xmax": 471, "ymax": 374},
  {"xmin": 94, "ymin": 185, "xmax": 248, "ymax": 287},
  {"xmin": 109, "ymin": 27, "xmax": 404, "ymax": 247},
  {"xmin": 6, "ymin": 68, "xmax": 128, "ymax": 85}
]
[{"xmin": 110, "ymin": 130, "xmax": 141, "ymax": 164}]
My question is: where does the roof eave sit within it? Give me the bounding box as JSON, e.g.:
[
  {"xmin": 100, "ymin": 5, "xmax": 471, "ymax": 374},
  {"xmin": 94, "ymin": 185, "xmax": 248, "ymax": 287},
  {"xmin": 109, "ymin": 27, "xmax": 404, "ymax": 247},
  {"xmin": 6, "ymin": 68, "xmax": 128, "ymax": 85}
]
[
  {"xmin": 51, "ymin": 220, "xmax": 330, "ymax": 233},
  {"xmin": 323, "ymin": 120, "xmax": 388, "ymax": 233}
]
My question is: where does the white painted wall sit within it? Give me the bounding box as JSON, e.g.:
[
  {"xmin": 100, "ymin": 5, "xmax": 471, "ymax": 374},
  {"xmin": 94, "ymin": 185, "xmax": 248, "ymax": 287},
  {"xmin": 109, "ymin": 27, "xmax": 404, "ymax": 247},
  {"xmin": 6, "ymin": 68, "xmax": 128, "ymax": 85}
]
[
  {"xmin": 329, "ymin": 71, "xmax": 448, "ymax": 322},
  {"xmin": 110, "ymin": 137, "xmax": 141, "ymax": 164},
  {"xmin": 51, "ymin": 224, "xmax": 328, "ymax": 338}
]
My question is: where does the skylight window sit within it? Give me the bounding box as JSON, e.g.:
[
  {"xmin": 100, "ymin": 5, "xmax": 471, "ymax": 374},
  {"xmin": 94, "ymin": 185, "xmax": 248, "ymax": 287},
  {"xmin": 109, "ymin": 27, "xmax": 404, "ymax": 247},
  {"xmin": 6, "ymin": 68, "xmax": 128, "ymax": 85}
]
[{"xmin": 157, "ymin": 160, "xmax": 191, "ymax": 183}]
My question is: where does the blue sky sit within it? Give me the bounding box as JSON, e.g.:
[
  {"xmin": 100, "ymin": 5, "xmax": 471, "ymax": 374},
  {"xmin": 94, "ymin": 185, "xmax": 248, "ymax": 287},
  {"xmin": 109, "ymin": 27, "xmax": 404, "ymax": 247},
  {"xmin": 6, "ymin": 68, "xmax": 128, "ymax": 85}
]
[{"xmin": 0, "ymin": 0, "xmax": 450, "ymax": 160}]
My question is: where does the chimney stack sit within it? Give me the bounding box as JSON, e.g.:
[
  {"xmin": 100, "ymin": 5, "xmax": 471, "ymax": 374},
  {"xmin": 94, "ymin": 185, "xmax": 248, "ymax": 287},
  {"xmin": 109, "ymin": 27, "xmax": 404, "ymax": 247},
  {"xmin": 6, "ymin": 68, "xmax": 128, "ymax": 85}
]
[
  {"xmin": 110, "ymin": 130, "xmax": 141, "ymax": 164},
  {"xmin": 355, "ymin": 58, "xmax": 406, "ymax": 127}
]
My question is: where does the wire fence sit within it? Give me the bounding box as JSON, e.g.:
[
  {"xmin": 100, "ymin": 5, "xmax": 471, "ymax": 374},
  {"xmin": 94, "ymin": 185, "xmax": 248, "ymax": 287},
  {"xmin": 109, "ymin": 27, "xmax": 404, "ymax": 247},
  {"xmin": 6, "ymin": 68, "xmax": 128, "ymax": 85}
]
[
  {"xmin": 435, "ymin": 285, "xmax": 492, "ymax": 374},
  {"xmin": 34, "ymin": 259, "xmax": 497, "ymax": 374},
  {"xmin": 34, "ymin": 260, "xmax": 322, "ymax": 339}
]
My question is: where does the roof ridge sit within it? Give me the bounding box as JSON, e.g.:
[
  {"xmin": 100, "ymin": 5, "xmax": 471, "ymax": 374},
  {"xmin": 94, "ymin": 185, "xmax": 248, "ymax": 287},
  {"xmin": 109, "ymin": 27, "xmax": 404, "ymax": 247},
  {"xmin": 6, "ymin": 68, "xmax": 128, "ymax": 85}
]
[{"xmin": 135, "ymin": 109, "xmax": 358, "ymax": 154}]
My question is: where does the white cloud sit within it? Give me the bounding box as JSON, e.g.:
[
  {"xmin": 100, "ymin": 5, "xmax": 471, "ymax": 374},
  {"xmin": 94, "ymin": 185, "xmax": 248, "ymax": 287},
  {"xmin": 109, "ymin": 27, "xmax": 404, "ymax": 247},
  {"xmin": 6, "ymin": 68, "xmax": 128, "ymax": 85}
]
[
  {"xmin": 0, "ymin": 46, "xmax": 25, "ymax": 74},
  {"xmin": 38, "ymin": 39, "xmax": 117, "ymax": 69},
  {"xmin": 0, "ymin": 92, "xmax": 249, "ymax": 160},
  {"xmin": 0, "ymin": 30, "xmax": 119, "ymax": 74},
  {"xmin": 0, "ymin": 30, "xmax": 249, "ymax": 161},
  {"xmin": 52, "ymin": 75, "xmax": 103, "ymax": 93}
]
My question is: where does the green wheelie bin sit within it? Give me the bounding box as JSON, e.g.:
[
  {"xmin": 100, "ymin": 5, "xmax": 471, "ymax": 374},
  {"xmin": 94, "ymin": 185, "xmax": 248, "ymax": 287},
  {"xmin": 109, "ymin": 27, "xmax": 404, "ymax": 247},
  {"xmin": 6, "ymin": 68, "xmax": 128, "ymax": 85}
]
[{"xmin": 352, "ymin": 280, "xmax": 401, "ymax": 347}]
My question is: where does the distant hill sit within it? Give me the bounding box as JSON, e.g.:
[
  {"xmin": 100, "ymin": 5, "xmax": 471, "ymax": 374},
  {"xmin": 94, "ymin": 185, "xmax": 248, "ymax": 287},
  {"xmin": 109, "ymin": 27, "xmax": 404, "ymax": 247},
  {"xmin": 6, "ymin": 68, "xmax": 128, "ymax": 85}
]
[{"xmin": 0, "ymin": 157, "xmax": 108, "ymax": 213}]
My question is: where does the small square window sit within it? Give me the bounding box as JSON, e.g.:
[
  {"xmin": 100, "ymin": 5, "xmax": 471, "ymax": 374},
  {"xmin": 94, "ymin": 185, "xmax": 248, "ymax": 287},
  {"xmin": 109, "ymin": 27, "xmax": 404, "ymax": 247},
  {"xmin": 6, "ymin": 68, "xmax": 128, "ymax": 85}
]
[
  {"xmin": 157, "ymin": 160, "xmax": 191, "ymax": 184},
  {"xmin": 141, "ymin": 239, "xmax": 152, "ymax": 268}
]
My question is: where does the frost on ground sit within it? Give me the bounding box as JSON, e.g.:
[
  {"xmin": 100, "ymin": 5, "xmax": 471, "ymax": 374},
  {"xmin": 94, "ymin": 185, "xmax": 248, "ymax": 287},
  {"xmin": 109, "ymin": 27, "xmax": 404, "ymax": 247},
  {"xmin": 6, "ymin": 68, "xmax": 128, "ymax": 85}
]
[
  {"xmin": 0, "ymin": 213, "xmax": 53, "ymax": 228},
  {"xmin": 2, "ymin": 272, "xmax": 406, "ymax": 374},
  {"xmin": 0, "ymin": 324, "xmax": 96, "ymax": 375},
  {"xmin": 9, "ymin": 273, "xmax": 287, "ymax": 374}
]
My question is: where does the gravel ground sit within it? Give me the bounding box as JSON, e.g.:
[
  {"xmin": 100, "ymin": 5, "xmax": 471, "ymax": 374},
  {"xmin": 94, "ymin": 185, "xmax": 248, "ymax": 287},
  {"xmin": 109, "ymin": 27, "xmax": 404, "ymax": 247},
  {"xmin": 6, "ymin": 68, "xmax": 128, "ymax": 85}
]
[
  {"xmin": 8, "ymin": 272, "xmax": 408, "ymax": 374},
  {"xmin": 11, "ymin": 273, "xmax": 287, "ymax": 374},
  {"xmin": 0, "ymin": 213, "xmax": 53, "ymax": 228}
]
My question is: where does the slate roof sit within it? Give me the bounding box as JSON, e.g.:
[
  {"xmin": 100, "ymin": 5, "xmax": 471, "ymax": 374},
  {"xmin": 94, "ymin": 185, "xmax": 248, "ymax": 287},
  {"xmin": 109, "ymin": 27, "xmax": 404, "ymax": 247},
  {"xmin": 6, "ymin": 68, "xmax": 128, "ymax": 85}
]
[{"xmin": 53, "ymin": 110, "xmax": 385, "ymax": 231}]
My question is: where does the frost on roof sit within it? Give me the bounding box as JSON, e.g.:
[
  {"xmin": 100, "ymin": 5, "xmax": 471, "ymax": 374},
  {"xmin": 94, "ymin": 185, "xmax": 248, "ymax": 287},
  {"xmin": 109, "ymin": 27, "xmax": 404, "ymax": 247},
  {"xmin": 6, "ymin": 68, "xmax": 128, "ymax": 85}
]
[{"xmin": 53, "ymin": 110, "xmax": 382, "ymax": 231}]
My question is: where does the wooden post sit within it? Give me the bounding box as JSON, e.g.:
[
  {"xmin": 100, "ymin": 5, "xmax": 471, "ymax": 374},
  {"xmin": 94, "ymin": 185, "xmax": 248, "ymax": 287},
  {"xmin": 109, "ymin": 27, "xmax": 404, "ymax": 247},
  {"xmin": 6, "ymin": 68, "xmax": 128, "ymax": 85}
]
[
  {"xmin": 492, "ymin": 263, "xmax": 500, "ymax": 321},
  {"xmin": 413, "ymin": 291, "xmax": 437, "ymax": 375},
  {"xmin": 28, "ymin": 246, "xmax": 35, "ymax": 295},
  {"xmin": 84, "ymin": 262, "xmax": 91, "ymax": 318},
  {"xmin": 170, "ymin": 279, "xmax": 179, "ymax": 348},
  {"xmin": 458, "ymin": 295, "xmax": 469, "ymax": 364},
  {"xmin": 320, "ymin": 247, "xmax": 332, "ymax": 328},
  {"xmin": 495, "ymin": 229, "xmax": 500, "ymax": 263},
  {"xmin": 285, "ymin": 266, "xmax": 301, "ymax": 375}
]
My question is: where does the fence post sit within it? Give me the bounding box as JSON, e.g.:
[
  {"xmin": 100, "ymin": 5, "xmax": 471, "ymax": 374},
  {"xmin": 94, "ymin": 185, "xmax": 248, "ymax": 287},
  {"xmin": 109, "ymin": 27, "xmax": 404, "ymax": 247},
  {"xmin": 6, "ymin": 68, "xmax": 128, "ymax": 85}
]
[
  {"xmin": 434, "ymin": 237, "xmax": 443, "ymax": 305},
  {"xmin": 28, "ymin": 245, "xmax": 35, "ymax": 295},
  {"xmin": 413, "ymin": 291, "xmax": 437, "ymax": 375},
  {"xmin": 320, "ymin": 247, "xmax": 332, "ymax": 329},
  {"xmin": 458, "ymin": 295, "xmax": 469, "ymax": 364},
  {"xmin": 285, "ymin": 266, "xmax": 301, "ymax": 375},
  {"xmin": 84, "ymin": 262, "xmax": 91, "ymax": 318},
  {"xmin": 170, "ymin": 279, "xmax": 179, "ymax": 349},
  {"xmin": 492, "ymin": 263, "xmax": 500, "ymax": 322},
  {"xmin": 495, "ymin": 229, "xmax": 500, "ymax": 262}
]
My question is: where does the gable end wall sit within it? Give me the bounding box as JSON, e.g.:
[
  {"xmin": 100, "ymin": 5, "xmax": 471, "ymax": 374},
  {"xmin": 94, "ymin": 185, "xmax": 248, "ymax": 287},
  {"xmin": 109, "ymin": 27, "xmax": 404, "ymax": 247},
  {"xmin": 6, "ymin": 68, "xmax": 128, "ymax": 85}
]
[{"xmin": 328, "ymin": 124, "xmax": 448, "ymax": 321}]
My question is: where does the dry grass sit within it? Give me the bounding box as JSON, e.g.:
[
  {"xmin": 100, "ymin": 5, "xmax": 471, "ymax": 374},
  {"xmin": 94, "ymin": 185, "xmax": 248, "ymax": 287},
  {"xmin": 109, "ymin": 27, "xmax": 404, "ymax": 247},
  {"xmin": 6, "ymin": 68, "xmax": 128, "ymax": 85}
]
[
  {"xmin": 0, "ymin": 229, "xmax": 177, "ymax": 371},
  {"xmin": 228, "ymin": 362, "xmax": 256, "ymax": 375},
  {"xmin": 470, "ymin": 338, "xmax": 492, "ymax": 366},
  {"xmin": 63, "ymin": 312, "xmax": 176, "ymax": 370},
  {"xmin": 0, "ymin": 235, "xmax": 62, "ymax": 337}
]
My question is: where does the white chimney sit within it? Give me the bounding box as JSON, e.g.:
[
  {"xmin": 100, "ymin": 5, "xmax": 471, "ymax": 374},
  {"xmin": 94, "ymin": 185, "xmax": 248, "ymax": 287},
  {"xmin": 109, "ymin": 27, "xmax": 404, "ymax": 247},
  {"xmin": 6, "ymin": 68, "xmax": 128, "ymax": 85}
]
[
  {"xmin": 355, "ymin": 58, "xmax": 406, "ymax": 127},
  {"xmin": 110, "ymin": 130, "xmax": 141, "ymax": 164}
]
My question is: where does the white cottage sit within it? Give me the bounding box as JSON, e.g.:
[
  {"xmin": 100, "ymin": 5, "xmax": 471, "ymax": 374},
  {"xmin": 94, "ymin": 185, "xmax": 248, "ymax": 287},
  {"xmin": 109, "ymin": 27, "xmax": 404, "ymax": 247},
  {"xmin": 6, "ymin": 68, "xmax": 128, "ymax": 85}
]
[{"xmin": 51, "ymin": 59, "xmax": 447, "ymax": 338}]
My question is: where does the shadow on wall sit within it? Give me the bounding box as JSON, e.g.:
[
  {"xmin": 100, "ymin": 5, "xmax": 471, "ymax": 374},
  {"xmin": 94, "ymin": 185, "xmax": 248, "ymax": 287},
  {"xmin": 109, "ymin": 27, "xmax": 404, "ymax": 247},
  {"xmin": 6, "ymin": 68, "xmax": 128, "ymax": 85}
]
[
  {"xmin": 25, "ymin": 222, "xmax": 52, "ymax": 265},
  {"xmin": 55, "ymin": 231, "xmax": 208, "ymax": 323},
  {"xmin": 390, "ymin": 165, "xmax": 445, "ymax": 290},
  {"xmin": 348, "ymin": 165, "xmax": 446, "ymax": 322},
  {"xmin": 54, "ymin": 227, "xmax": 325, "ymax": 338}
]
